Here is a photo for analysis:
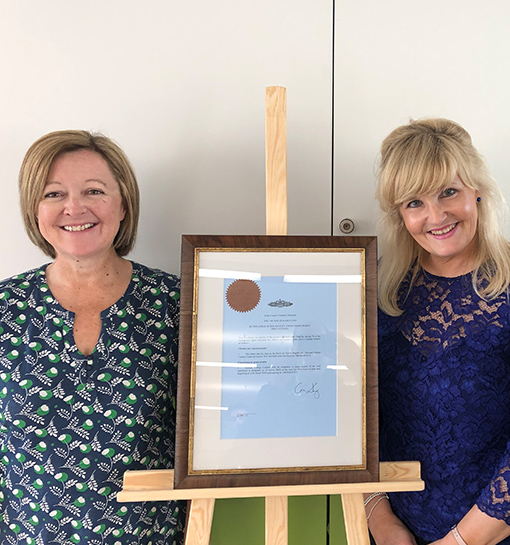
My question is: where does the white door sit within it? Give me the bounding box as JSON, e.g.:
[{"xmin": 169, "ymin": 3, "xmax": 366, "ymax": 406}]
[{"xmin": 333, "ymin": 0, "xmax": 510, "ymax": 239}]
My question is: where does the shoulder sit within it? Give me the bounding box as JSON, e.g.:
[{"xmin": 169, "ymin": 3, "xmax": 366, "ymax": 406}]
[
  {"xmin": 130, "ymin": 262, "xmax": 179, "ymax": 288},
  {"xmin": 0, "ymin": 266, "xmax": 49, "ymax": 323},
  {"xmin": 0, "ymin": 265, "xmax": 48, "ymax": 295},
  {"xmin": 129, "ymin": 262, "xmax": 180, "ymax": 304}
]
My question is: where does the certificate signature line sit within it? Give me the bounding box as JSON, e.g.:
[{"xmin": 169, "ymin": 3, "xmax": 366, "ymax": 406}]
[{"xmin": 293, "ymin": 382, "xmax": 320, "ymax": 399}]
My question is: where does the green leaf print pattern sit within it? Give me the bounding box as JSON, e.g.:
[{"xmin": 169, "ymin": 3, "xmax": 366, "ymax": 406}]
[{"xmin": 0, "ymin": 263, "xmax": 186, "ymax": 544}]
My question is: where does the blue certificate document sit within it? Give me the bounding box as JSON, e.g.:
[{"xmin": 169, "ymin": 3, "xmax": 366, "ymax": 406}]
[{"xmin": 221, "ymin": 276, "xmax": 338, "ymax": 439}]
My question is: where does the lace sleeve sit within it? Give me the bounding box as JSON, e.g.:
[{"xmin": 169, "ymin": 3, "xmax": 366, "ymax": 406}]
[{"xmin": 477, "ymin": 441, "xmax": 510, "ymax": 524}]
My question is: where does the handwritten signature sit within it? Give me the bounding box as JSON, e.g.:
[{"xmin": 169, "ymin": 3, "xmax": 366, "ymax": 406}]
[
  {"xmin": 294, "ymin": 382, "xmax": 320, "ymax": 399},
  {"xmin": 234, "ymin": 411, "xmax": 256, "ymax": 419}
]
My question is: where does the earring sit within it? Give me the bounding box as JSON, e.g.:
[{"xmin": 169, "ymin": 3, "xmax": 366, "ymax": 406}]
[{"xmin": 477, "ymin": 197, "xmax": 481, "ymax": 202}]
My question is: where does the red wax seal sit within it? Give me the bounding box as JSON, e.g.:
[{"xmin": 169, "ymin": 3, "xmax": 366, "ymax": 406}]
[{"xmin": 226, "ymin": 279, "xmax": 261, "ymax": 313}]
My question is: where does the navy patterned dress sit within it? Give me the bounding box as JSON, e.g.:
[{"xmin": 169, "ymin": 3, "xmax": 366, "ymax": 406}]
[
  {"xmin": 0, "ymin": 262, "xmax": 186, "ymax": 544},
  {"xmin": 379, "ymin": 268, "xmax": 510, "ymax": 542}
]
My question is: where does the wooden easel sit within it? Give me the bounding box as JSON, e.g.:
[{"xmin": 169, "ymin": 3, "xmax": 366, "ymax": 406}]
[
  {"xmin": 118, "ymin": 87, "xmax": 424, "ymax": 544},
  {"xmin": 119, "ymin": 462, "xmax": 423, "ymax": 544}
]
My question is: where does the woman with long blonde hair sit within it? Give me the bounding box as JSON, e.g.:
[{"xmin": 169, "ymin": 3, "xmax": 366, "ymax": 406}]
[{"xmin": 367, "ymin": 118, "xmax": 510, "ymax": 544}]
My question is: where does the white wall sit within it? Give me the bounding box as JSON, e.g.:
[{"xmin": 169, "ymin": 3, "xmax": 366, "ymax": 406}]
[
  {"xmin": 4, "ymin": 1, "xmax": 510, "ymax": 280},
  {"xmin": 334, "ymin": 0, "xmax": 510, "ymax": 237},
  {"xmin": 0, "ymin": 1, "xmax": 333, "ymax": 280}
]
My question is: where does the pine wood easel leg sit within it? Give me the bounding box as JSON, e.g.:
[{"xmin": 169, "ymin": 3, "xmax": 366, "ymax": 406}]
[
  {"xmin": 341, "ymin": 493, "xmax": 370, "ymax": 545},
  {"xmin": 185, "ymin": 498, "xmax": 215, "ymax": 545},
  {"xmin": 265, "ymin": 496, "xmax": 288, "ymax": 545},
  {"xmin": 264, "ymin": 85, "xmax": 289, "ymax": 545},
  {"xmin": 265, "ymin": 86, "xmax": 287, "ymax": 236}
]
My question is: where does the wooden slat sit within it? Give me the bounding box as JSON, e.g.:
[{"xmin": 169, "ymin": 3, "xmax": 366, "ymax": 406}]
[
  {"xmin": 265, "ymin": 86, "xmax": 287, "ymax": 236},
  {"xmin": 185, "ymin": 498, "xmax": 215, "ymax": 545},
  {"xmin": 265, "ymin": 86, "xmax": 288, "ymax": 545},
  {"xmin": 380, "ymin": 460, "xmax": 421, "ymax": 481},
  {"xmin": 118, "ymin": 461, "xmax": 423, "ymax": 503},
  {"xmin": 341, "ymin": 493, "xmax": 370, "ymax": 545},
  {"xmin": 265, "ymin": 496, "xmax": 288, "ymax": 545}
]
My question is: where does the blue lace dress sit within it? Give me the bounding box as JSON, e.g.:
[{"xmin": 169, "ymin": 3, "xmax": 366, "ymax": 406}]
[
  {"xmin": 378, "ymin": 268, "xmax": 510, "ymax": 542},
  {"xmin": 0, "ymin": 262, "xmax": 186, "ymax": 544}
]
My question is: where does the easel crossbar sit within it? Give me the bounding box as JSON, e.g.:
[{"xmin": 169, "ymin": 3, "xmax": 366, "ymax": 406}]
[{"xmin": 118, "ymin": 461, "xmax": 423, "ymax": 503}]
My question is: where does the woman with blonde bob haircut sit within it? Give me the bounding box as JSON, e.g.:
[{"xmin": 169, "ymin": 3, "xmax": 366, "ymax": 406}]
[
  {"xmin": 1, "ymin": 130, "xmax": 186, "ymax": 544},
  {"xmin": 367, "ymin": 118, "xmax": 510, "ymax": 545},
  {"xmin": 19, "ymin": 129, "xmax": 139, "ymax": 258}
]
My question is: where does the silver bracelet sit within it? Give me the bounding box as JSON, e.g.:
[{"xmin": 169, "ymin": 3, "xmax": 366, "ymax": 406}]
[
  {"xmin": 451, "ymin": 525, "xmax": 468, "ymax": 545},
  {"xmin": 364, "ymin": 491, "xmax": 388, "ymax": 507},
  {"xmin": 366, "ymin": 493, "xmax": 389, "ymax": 521}
]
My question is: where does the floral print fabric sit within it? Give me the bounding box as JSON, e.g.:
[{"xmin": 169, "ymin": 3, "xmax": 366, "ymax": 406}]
[
  {"xmin": 0, "ymin": 263, "xmax": 186, "ymax": 544},
  {"xmin": 379, "ymin": 269, "xmax": 510, "ymax": 542}
]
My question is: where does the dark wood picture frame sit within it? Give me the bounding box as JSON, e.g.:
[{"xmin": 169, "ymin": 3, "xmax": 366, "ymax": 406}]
[{"xmin": 175, "ymin": 235, "xmax": 378, "ymax": 489}]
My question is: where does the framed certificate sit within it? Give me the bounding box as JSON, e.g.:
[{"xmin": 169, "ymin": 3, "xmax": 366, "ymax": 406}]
[{"xmin": 175, "ymin": 235, "xmax": 378, "ymax": 489}]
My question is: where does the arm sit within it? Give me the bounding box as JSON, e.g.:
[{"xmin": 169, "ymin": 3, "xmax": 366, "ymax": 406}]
[
  {"xmin": 364, "ymin": 493, "xmax": 418, "ymax": 545},
  {"xmin": 431, "ymin": 505, "xmax": 510, "ymax": 545},
  {"xmin": 433, "ymin": 446, "xmax": 510, "ymax": 545}
]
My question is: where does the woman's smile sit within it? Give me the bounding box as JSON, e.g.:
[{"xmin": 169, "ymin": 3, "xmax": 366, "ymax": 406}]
[
  {"xmin": 61, "ymin": 222, "xmax": 96, "ymax": 232},
  {"xmin": 428, "ymin": 222, "xmax": 458, "ymax": 237}
]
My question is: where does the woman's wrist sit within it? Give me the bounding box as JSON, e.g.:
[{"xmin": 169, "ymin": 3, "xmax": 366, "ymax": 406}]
[
  {"xmin": 450, "ymin": 525, "xmax": 468, "ymax": 545},
  {"xmin": 364, "ymin": 493, "xmax": 394, "ymax": 535},
  {"xmin": 366, "ymin": 493, "xmax": 390, "ymax": 522},
  {"xmin": 448, "ymin": 505, "xmax": 510, "ymax": 545},
  {"xmin": 365, "ymin": 492, "xmax": 389, "ymax": 507}
]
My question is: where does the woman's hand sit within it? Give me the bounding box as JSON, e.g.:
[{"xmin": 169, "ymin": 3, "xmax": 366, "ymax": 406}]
[{"xmin": 365, "ymin": 494, "xmax": 418, "ymax": 545}]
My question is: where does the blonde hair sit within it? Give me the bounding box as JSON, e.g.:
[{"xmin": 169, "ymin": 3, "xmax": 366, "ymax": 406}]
[
  {"xmin": 19, "ymin": 130, "xmax": 139, "ymax": 258},
  {"xmin": 376, "ymin": 118, "xmax": 510, "ymax": 315}
]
